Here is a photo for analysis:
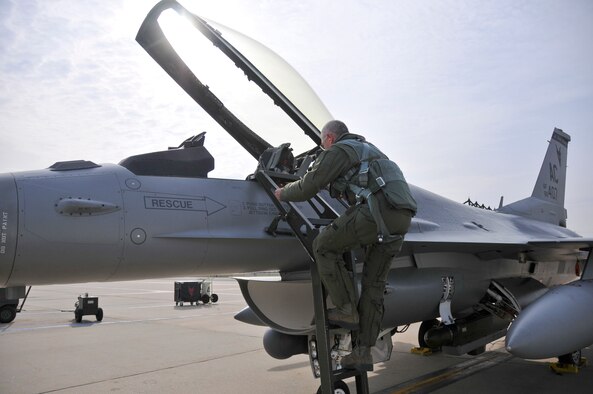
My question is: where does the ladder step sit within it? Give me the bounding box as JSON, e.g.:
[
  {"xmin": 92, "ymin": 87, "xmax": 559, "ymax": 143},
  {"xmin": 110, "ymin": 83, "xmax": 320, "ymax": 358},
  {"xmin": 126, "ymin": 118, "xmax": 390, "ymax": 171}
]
[
  {"xmin": 308, "ymin": 218, "xmax": 334, "ymax": 227},
  {"xmin": 259, "ymin": 170, "xmax": 301, "ymax": 182},
  {"xmin": 255, "ymin": 169, "xmax": 369, "ymax": 394}
]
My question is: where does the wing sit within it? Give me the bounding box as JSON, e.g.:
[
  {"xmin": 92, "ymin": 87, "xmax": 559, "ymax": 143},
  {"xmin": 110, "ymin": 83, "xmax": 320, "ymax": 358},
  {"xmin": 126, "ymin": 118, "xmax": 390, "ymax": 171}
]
[
  {"xmin": 396, "ymin": 183, "xmax": 591, "ymax": 261},
  {"xmin": 528, "ymin": 237, "xmax": 593, "ymax": 250},
  {"xmin": 403, "ymin": 233, "xmax": 593, "ymax": 261}
]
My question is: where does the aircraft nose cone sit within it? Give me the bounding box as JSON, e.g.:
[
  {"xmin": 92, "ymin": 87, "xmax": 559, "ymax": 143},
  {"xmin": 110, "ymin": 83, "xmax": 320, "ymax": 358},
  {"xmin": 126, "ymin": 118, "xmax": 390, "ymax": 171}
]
[
  {"xmin": 505, "ymin": 322, "xmax": 533, "ymax": 356},
  {"xmin": 0, "ymin": 173, "xmax": 18, "ymax": 286}
]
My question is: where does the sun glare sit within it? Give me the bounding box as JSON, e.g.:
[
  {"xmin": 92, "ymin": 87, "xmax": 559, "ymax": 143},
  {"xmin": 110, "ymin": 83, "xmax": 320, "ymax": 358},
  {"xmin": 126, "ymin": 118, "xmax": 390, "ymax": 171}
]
[{"xmin": 155, "ymin": 8, "xmax": 327, "ymax": 155}]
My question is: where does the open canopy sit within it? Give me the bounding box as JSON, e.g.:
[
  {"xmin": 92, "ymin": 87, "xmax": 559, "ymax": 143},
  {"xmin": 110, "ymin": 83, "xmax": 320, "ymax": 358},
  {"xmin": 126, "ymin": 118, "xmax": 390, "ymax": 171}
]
[{"xmin": 136, "ymin": 0, "xmax": 334, "ymax": 159}]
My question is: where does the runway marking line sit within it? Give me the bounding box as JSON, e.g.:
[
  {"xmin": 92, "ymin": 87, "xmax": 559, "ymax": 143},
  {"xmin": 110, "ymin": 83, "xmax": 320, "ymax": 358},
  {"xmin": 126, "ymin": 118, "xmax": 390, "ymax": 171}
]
[
  {"xmin": 378, "ymin": 351, "xmax": 513, "ymax": 393},
  {"xmin": 0, "ymin": 311, "xmax": 239, "ymax": 334}
]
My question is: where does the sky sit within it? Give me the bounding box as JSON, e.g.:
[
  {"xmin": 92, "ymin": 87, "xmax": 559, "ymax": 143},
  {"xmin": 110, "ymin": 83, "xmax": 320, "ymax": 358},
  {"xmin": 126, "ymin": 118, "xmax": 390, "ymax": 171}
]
[{"xmin": 0, "ymin": 0, "xmax": 592, "ymax": 235}]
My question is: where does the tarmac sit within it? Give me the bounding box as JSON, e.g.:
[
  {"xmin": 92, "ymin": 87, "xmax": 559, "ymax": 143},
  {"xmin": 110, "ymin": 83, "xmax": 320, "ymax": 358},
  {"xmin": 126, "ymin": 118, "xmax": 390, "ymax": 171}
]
[{"xmin": 1, "ymin": 278, "xmax": 591, "ymax": 393}]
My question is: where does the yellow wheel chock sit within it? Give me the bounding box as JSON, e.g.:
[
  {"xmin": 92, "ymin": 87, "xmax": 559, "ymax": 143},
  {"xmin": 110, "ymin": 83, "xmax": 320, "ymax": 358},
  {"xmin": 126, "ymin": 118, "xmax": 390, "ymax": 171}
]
[
  {"xmin": 549, "ymin": 357, "xmax": 587, "ymax": 374},
  {"xmin": 411, "ymin": 347, "xmax": 434, "ymax": 356}
]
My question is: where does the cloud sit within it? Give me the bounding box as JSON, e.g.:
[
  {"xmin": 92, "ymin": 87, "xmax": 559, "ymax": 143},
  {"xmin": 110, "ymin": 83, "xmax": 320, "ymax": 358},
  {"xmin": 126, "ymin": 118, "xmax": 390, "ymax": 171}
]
[{"xmin": 0, "ymin": 0, "xmax": 591, "ymax": 234}]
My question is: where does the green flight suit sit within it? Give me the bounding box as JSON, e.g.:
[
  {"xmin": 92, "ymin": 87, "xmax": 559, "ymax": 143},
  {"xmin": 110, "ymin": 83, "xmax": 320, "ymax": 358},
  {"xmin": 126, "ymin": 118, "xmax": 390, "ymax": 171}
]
[{"xmin": 281, "ymin": 133, "xmax": 417, "ymax": 348}]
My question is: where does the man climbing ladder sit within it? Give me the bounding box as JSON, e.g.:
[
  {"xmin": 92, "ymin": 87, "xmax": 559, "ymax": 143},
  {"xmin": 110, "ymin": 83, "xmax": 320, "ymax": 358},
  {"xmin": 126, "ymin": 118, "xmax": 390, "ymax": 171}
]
[{"xmin": 274, "ymin": 120, "xmax": 417, "ymax": 371}]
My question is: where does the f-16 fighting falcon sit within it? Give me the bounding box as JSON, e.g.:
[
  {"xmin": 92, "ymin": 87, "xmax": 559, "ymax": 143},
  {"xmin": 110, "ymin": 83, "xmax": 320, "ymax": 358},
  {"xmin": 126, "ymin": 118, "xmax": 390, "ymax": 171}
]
[{"xmin": 1, "ymin": 1, "xmax": 592, "ymax": 392}]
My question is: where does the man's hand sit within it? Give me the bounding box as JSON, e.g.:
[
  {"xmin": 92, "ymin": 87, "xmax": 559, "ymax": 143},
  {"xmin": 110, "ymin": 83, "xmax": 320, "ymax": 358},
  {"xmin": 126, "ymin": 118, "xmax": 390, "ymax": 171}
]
[{"xmin": 274, "ymin": 188, "xmax": 283, "ymax": 201}]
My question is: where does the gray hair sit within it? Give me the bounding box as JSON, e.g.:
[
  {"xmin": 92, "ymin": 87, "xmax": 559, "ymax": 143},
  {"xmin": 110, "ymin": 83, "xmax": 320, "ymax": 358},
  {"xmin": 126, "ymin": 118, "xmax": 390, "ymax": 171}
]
[{"xmin": 321, "ymin": 120, "xmax": 349, "ymax": 138}]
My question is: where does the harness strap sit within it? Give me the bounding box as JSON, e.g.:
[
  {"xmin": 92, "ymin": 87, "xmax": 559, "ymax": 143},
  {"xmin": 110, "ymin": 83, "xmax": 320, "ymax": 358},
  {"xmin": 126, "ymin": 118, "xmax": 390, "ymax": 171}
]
[
  {"xmin": 348, "ymin": 184, "xmax": 401, "ymax": 244},
  {"xmin": 358, "ymin": 142, "xmax": 370, "ymax": 187},
  {"xmin": 340, "ymin": 142, "xmax": 372, "ymax": 187},
  {"xmin": 338, "ymin": 139, "xmax": 401, "ymax": 243}
]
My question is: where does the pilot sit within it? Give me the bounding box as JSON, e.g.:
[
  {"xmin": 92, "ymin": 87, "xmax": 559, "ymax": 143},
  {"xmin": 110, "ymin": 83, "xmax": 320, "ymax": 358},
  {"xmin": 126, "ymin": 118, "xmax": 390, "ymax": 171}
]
[{"xmin": 274, "ymin": 120, "xmax": 416, "ymax": 371}]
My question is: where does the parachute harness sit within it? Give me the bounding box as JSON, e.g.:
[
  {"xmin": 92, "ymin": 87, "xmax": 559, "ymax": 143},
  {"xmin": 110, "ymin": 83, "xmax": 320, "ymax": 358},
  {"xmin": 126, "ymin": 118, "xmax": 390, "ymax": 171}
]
[{"xmin": 342, "ymin": 142, "xmax": 401, "ymax": 244}]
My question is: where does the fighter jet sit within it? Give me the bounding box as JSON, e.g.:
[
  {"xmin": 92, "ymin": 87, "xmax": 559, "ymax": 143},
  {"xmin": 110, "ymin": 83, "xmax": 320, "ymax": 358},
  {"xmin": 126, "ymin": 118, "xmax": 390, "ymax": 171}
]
[{"xmin": 1, "ymin": 0, "xmax": 592, "ymax": 387}]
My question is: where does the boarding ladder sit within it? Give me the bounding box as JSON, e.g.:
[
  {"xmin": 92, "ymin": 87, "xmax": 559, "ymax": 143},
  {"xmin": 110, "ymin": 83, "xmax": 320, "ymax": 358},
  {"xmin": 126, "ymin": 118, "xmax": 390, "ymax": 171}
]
[{"xmin": 256, "ymin": 166, "xmax": 370, "ymax": 394}]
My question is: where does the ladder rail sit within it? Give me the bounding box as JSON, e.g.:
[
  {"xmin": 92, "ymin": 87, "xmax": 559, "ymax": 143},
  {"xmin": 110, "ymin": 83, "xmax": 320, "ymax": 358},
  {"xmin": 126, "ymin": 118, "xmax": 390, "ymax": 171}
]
[{"xmin": 255, "ymin": 170, "xmax": 369, "ymax": 394}]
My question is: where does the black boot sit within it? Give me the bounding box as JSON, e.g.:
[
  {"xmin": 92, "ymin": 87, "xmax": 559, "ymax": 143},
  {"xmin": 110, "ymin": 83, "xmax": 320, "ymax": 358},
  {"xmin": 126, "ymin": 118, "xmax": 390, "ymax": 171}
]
[
  {"xmin": 327, "ymin": 304, "xmax": 359, "ymax": 330},
  {"xmin": 341, "ymin": 346, "xmax": 373, "ymax": 371}
]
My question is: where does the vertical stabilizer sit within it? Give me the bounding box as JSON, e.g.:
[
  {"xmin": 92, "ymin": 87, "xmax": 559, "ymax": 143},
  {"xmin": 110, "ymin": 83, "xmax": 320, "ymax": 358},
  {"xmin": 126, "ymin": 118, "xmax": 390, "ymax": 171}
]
[
  {"xmin": 532, "ymin": 128, "xmax": 570, "ymax": 207},
  {"xmin": 498, "ymin": 128, "xmax": 570, "ymax": 227}
]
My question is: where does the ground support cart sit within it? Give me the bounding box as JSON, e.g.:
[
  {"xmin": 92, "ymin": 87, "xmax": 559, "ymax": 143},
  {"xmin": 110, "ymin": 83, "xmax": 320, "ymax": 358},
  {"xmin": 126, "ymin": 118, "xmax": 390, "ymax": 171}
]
[
  {"xmin": 74, "ymin": 293, "xmax": 103, "ymax": 323},
  {"xmin": 174, "ymin": 280, "xmax": 219, "ymax": 306}
]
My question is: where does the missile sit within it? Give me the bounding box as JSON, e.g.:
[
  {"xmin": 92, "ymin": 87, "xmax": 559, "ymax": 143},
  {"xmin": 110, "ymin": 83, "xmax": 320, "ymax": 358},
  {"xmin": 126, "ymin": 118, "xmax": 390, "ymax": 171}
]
[
  {"xmin": 505, "ymin": 279, "xmax": 593, "ymax": 359},
  {"xmin": 263, "ymin": 329, "xmax": 308, "ymax": 360}
]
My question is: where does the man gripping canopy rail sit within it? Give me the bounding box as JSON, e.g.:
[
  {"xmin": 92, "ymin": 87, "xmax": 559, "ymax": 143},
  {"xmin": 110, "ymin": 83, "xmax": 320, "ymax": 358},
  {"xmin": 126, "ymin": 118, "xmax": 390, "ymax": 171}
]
[{"xmin": 274, "ymin": 120, "xmax": 417, "ymax": 371}]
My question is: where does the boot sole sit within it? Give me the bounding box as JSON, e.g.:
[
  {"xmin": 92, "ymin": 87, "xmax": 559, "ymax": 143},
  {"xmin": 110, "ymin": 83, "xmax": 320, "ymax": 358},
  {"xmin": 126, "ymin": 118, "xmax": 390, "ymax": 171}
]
[{"xmin": 328, "ymin": 319, "xmax": 359, "ymax": 331}]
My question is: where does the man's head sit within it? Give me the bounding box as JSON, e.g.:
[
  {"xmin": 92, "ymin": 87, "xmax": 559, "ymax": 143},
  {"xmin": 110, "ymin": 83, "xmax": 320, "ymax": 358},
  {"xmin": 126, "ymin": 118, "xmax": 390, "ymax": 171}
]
[{"xmin": 320, "ymin": 120, "xmax": 349, "ymax": 149}]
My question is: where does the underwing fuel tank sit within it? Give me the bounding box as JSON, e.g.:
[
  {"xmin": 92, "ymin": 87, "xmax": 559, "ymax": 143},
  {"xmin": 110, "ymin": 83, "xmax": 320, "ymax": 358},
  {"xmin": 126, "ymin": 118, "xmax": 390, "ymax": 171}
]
[
  {"xmin": 0, "ymin": 174, "xmax": 18, "ymax": 287},
  {"xmin": 505, "ymin": 279, "xmax": 593, "ymax": 359},
  {"xmin": 236, "ymin": 266, "xmax": 492, "ymax": 336}
]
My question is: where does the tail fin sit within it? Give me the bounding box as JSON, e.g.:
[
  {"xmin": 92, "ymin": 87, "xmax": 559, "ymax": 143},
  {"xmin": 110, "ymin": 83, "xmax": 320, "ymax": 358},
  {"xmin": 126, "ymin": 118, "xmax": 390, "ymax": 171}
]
[{"xmin": 498, "ymin": 128, "xmax": 570, "ymax": 227}]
